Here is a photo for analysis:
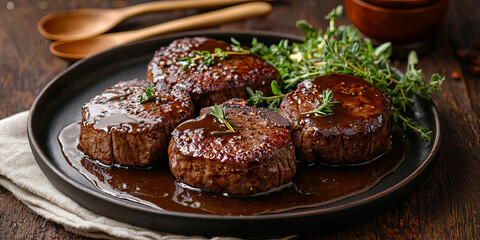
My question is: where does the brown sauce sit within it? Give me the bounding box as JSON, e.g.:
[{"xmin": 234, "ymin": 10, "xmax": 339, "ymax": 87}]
[
  {"xmin": 175, "ymin": 114, "xmax": 231, "ymax": 136},
  {"xmin": 149, "ymin": 37, "xmax": 236, "ymax": 85},
  {"xmin": 59, "ymin": 122, "xmax": 407, "ymax": 216},
  {"xmin": 292, "ymin": 74, "xmax": 387, "ymax": 133}
]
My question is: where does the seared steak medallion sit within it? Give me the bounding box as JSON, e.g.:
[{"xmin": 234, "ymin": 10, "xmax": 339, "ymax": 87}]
[
  {"xmin": 78, "ymin": 79, "xmax": 194, "ymax": 166},
  {"xmin": 147, "ymin": 37, "xmax": 278, "ymax": 110},
  {"xmin": 279, "ymin": 74, "xmax": 392, "ymax": 164},
  {"xmin": 168, "ymin": 99, "xmax": 296, "ymax": 195}
]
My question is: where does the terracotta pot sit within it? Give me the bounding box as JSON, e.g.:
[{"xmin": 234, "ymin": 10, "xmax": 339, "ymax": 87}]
[
  {"xmin": 345, "ymin": 0, "xmax": 449, "ymax": 43},
  {"xmin": 362, "ymin": 0, "xmax": 438, "ymax": 8}
]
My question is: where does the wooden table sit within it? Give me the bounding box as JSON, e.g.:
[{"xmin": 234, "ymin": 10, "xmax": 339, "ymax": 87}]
[{"xmin": 1, "ymin": 0, "xmax": 479, "ymax": 239}]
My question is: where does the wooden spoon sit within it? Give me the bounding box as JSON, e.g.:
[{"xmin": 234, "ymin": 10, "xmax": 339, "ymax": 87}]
[
  {"xmin": 39, "ymin": 0, "xmax": 262, "ymax": 40},
  {"xmin": 50, "ymin": 2, "xmax": 272, "ymax": 60}
]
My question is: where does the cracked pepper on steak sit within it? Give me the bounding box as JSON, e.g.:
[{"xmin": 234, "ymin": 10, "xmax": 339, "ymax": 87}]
[
  {"xmin": 279, "ymin": 74, "xmax": 392, "ymax": 164},
  {"xmin": 147, "ymin": 37, "xmax": 278, "ymax": 110},
  {"xmin": 78, "ymin": 79, "xmax": 194, "ymax": 166},
  {"xmin": 168, "ymin": 99, "xmax": 296, "ymax": 195}
]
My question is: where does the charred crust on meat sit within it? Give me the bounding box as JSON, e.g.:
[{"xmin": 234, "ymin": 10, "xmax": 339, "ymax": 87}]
[
  {"xmin": 279, "ymin": 74, "xmax": 392, "ymax": 164},
  {"xmin": 78, "ymin": 79, "xmax": 194, "ymax": 167},
  {"xmin": 147, "ymin": 37, "xmax": 279, "ymax": 110},
  {"xmin": 168, "ymin": 99, "xmax": 296, "ymax": 195}
]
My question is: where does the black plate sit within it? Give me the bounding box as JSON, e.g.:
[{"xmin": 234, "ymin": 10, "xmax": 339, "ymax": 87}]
[{"xmin": 28, "ymin": 30, "xmax": 441, "ymax": 237}]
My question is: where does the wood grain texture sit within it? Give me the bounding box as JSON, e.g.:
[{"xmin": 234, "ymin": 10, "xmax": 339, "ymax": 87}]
[{"xmin": 1, "ymin": 0, "xmax": 479, "ymax": 239}]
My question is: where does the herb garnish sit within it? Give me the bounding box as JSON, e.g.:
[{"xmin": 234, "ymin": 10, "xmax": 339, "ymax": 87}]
[
  {"xmin": 240, "ymin": 5, "xmax": 444, "ymax": 141},
  {"xmin": 178, "ymin": 48, "xmax": 248, "ymax": 69},
  {"xmin": 137, "ymin": 86, "xmax": 174, "ymax": 104},
  {"xmin": 207, "ymin": 104, "xmax": 236, "ymax": 134},
  {"xmin": 302, "ymin": 89, "xmax": 340, "ymax": 116},
  {"xmin": 246, "ymin": 80, "xmax": 285, "ymax": 110}
]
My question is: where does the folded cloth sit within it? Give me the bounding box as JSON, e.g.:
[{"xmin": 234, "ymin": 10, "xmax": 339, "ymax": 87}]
[{"xmin": 0, "ymin": 111, "xmax": 241, "ymax": 240}]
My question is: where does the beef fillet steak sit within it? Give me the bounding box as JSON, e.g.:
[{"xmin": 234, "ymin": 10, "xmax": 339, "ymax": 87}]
[
  {"xmin": 147, "ymin": 37, "xmax": 278, "ymax": 110},
  {"xmin": 279, "ymin": 74, "xmax": 392, "ymax": 164},
  {"xmin": 168, "ymin": 99, "xmax": 296, "ymax": 195},
  {"xmin": 78, "ymin": 79, "xmax": 194, "ymax": 166}
]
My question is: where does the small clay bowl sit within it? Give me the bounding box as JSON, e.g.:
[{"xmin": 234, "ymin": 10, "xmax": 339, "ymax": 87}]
[
  {"xmin": 345, "ymin": 0, "xmax": 449, "ymax": 43},
  {"xmin": 362, "ymin": 0, "xmax": 438, "ymax": 8}
]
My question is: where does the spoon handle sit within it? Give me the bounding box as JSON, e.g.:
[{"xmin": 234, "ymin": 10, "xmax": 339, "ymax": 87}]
[
  {"xmin": 117, "ymin": 2, "xmax": 272, "ymax": 44},
  {"xmin": 122, "ymin": 0, "xmax": 264, "ymax": 17}
]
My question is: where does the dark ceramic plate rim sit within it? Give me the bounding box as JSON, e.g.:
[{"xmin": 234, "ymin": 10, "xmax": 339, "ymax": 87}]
[{"xmin": 28, "ymin": 30, "xmax": 441, "ymax": 236}]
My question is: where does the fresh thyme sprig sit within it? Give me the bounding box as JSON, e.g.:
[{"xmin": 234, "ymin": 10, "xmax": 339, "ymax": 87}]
[
  {"xmin": 302, "ymin": 89, "xmax": 340, "ymax": 116},
  {"xmin": 137, "ymin": 86, "xmax": 174, "ymax": 104},
  {"xmin": 207, "ymin": 104, "xmax": 236, "ymax": 134},
  {"xmin": 178, "ymin": 48, "xmax": 248, "ymax": 69},
  {"xmin": 246, "ymin": 81, "xmax": 285, "ymax": 112},
  {"xmin": 241, "ymin": 5, "xmax": 444, "ymax": 141}
]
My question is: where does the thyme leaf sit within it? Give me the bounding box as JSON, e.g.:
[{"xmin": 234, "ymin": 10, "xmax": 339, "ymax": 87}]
[
  {"xmin": 137, "ymin": 86, "xmax": 174, "ymax": 104},
  {"xmin": 207, "ymin": 104, "xmax": 236, "ymax": 134},
  {"xmin": 178, "ymin": 48, "xmax": 248, "ymax": 69},
  {"xmin": 302, "ymin": 89, "xmax": 340, "ymax": 116},
  {"xmin": 246, "ymin": 81, "xmax": 285, "ymax": 112}
]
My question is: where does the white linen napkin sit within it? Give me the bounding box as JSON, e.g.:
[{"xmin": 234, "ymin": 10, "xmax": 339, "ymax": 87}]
[{"xmin": 0, "ymin": 111, "xmax": 244, "ymax": 240}]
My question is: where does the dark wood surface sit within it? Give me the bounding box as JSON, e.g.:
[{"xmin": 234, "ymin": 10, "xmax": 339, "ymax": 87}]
[{"xmin": 1, "ymin": 0, "xmax": 479, "ymax": 239}]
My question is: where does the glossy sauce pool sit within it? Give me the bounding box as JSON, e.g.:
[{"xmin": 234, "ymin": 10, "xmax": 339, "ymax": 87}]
[{"xmin": 59, "ymin": 122, "xmax": 408, "ymax": 216}]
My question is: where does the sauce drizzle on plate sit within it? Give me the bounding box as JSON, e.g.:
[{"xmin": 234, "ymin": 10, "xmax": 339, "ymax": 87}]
[{"xmin": 59, "ymin": 122, "xmax": 407, "ymax": 215}]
